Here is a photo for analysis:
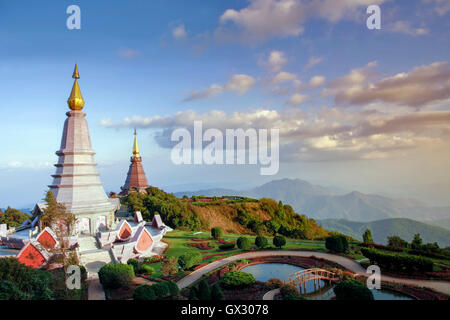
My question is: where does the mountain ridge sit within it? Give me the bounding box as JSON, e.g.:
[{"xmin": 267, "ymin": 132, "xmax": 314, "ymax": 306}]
[{"xmin": 174, "ymin": 178, "xmax": 450, "ymax": 223}]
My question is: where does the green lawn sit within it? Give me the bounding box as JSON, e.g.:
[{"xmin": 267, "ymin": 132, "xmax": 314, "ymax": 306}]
[{"xmin": 144, "ymin": 230, "xmax": 328, "ymax": 279}]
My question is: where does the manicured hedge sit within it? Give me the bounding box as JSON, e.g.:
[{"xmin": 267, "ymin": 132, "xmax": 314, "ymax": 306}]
[
  {"xmin": 325, "ymin": 235, "xmax": 349, "ymax": 253},
  {"xmin": 211, "ymin": 227, "xmax": 223, "ymax": 239},
  {"xmin": 334, "ymin": 280, "xmax": 374, "ymax": 300},
  {"xmin": 360, "ymin": 242, "xmax": 404, "ymax": 252},
  {"xmin": 151, "ymin": 282, "xmax": 169, "ymax": 297},
  {"xmin": 98, "ymin": 263, "xmax": 135, "ymax": 289},
  {"xmin": 133, "ymin": 285, "xmax": 156, "ymax": 300},
  {"xmin": 166, "ymin": 280, "xmax": 180, "ymax": 296},
  {"xmin": 237, "ymin": 237, "xmax": 251, "ymax": 250},
  {"xmin": 178, "ymin": 251, "xmax": 202, "ymax": 270},
  {"xmin": 361, "ymin": 248, "xmax": 433, "ymax": 273},
  {"xmin": 221, "ymin": 271, "xmax": 255, "ymax": 289},
  {"xmin": 219, "ymin": 243, "xmax": 235, "ymax": 250},
  {"xmin": 255, "ymin": 236, "xmax": 268, "ymax": 249},
  {"xmin": 273, "ymin": 235, "xmax": 286, "ymax": 249}
]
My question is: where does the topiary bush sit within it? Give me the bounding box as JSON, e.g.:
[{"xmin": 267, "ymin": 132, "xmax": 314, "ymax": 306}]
[
  {"xmin": 211, "ymin": 227, "xmax": 223, "ymax": 239},
  {"xmin": 219, "ymin": 243, "xmax": 235, "ymax": 250},
  {"xmin": 127, "ymin": 259, "xmax": 139, "ymax": 273},
  {"xmin": 334, "ymin": 280, "xmax": 374, "ymax": 300},
  {"xmin": 325, "ymin": 235, "xmax": 349, "ymax": 253},
  {"xmin": 361, "ymin": 247, "xmax": 433, "ymax": 273},
  {"xmin": 266, "ymin": 278, "xmax": 284, "ymax": 289},
  {"xmin": 98, "ymin": 263, "xmax": 135, "ymax": 289},
  {"xmin": 273, "ymin": 235, "xmax": 286, "ymax": 249},
  {"xmin": 166, "ymin": 280, "xmax": 180, "ymax": 296},
  {"xmin": 133, "ymin": 285, "xmax": 156, "ymax": 300},
  {"xmin": 178, "ymin": 251, "xmax": 202, "ymax": 270},
  {"xmin": 237, "ymin": 237, "xmax": 251, "ymax": 250},
  {"xmin": 138, "ymin": 264, "xmax": 154, "ymax": 274},
  {"xmin": 255, "ymin": 235, "xmax": 268, "ymax": 249},
  {"xmin": 221, "ymin": 271, "xmax": 256, "ymax": 289},
  {"xmin": 151, "ymin": 282, "xmax": 170, "ymax": 298}
]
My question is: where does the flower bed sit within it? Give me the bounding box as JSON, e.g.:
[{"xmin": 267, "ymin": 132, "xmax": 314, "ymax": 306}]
[
  {"xmin": 187, "ymin": 242, "xmax": 214, "ymax": 250},
  {"xmin": 217, "ymin": 239, "xmax": 235, "ymax": 244},
  {"xmin": 143, "ymin": 255, "xmax": 166, "ymax": 264}
]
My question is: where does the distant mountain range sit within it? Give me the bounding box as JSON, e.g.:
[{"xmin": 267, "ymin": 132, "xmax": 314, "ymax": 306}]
[
  {"xmin": 174, "ymin": 178, "xmax": 450, "ymax": 223},
  {"xmin": 317, "ymin": 218, "xmax": 450, "ymax": 247}
]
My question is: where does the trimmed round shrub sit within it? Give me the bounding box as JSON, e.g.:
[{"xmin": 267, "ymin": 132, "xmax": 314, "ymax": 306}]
[
  {"xmin": 138, "ymin": 264, "xmax": 154, "ymax": 274},
  {"xmin": 255, "ymin": 235, "xmax": 268, "ymax": 249},
  {"xmin": 280, "ymin": 284, "xmax": 298, "ymax": 297},
  {"xmin": 334, "ymin": 280, "xmax": 374, "ymax": 300},
  {"xmin": 221, "ymin": 271, "xmax": 256, "ymax": 289},
  {"xmin": 237, "ymin": 237, "xmax": 251, "ymax": 250},
  {"xmin": 178, "ymin": 251, "xmax": 202, "ymax": 270},
  {"xmin": 211, "ymin": 283, "xmax": 225, "ymax": 300},
  {"xmin": 266, "ymin": 278, "xmax": 283, "ymax": 289},
  {"xmin": 151, "ymin": 282, "xmax": 169, "ymax": 298},
  {"xmin": 98, "ymin": 263, "xmax": 135, "ymax": 289},
  {"xmin": 127, "ymin": 259, "xmax": 139, "ymax": 273},
  {"xmin": 133, "ymin": 285, "xmax": 156, "ymax": 300},
  {"xmin": 273, "ymin": 235, "xmax": 286, "ymax": 249},
  {"xmin": 219, "ymin": 243, "xmax": 235, "ymax": 250},
  {"xmin": 211, "ymin": 227, "xmax": 223, "ymax": 239},
  {"xmin": 325, "ymin": 235, "xmax": 349, "ymax": 253},
  {"xmin": 166, "ymin": 281, "xmax": 179, "ymax": 296}
]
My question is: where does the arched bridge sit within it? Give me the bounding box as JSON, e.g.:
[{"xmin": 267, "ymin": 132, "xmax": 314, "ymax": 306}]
[{"xmin": 284, "ymin": 268, "xmax": 339, "ymax": 292}]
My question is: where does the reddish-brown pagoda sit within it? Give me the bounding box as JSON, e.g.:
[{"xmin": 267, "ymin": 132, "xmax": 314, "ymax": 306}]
[{"xmin": 120, "ymin": 129, "xmax": 150, "ymax": 195}]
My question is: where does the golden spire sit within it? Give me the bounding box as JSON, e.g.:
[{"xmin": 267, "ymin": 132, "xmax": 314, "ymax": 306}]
[
  {"xmin": 67, "ymin": 63, "xmax": 85, "ymax": 110},
  {"xmin": 133, "ymin": 128, "xmax": 140, "ymax": 157}
]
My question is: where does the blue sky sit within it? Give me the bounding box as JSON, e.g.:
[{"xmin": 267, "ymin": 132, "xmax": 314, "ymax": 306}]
[{"xmin": 1, "ymin": 0, "xmax": 450, "ymax": 208}]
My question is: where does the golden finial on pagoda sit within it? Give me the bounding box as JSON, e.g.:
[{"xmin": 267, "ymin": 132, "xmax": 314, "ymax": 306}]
[
  {"xmin": 67, "ymin": 63, "xmax": 85, "ymax": 110},
  {"xmin": 133, "ymin": 128, "xmax": 140, "ymax": 157}
]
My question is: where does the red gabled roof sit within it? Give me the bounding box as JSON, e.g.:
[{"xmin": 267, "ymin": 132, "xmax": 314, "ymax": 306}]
[
  {"xmin": 36, "ymin": 227, "xmax": 58, "ymax": 250},
  {"xmin": 17, "ymin": 241, "xmax": 50, "ymax": 268}
]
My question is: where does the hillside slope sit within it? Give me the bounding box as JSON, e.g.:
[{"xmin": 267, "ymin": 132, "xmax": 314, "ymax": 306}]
[
  {"xmin": 175, "ymin": 178, "xmax": 450, "ymax": 222},
  {"xmin": 123, "ymin": 187, "xmax": 329, "ymax": 240},
  {"xmin": 317, "ymin": 218, "xmax": 450, "ymax": 247}
]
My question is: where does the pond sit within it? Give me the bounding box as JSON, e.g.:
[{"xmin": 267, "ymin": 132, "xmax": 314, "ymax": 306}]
[{"xmin": 241, "ymin": 263, "xmax": 414, "ymax": 300}]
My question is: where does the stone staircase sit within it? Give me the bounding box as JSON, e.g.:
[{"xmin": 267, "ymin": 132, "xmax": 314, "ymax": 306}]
[{"xmin": 78, "ymin": 236, "xmax": 113, "ymax": 280}]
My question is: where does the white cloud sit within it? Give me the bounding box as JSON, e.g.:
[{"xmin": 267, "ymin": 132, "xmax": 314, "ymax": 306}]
[
  {"xmin": 116, "ymin": 48, "xmax": 141, "ymax": 59},
  {"xmin": 270, "ymin": 71, "xmax": 298, "ymax": 85},
  {"xmin": 261, "ymin": 50, "xmax": 288, "ymax": 72},
  {"xmin": 305, "ymin": 56, "xmax": 323, "ymax": 69},
  {"xmin": 101, "ymin": 107, "xmax": 450, "ymax": 162},
  {"xmin": 218, "ymin": 0, "xmax": 387, "ymax": 43},
  {"xmin": 309, "ymin": 75, "xmax": 326, "ymax": 87},
  {"xmin": 183, "ymin": 74, "xmax": 256, "ymax": 102},
  {"xmin": 286, "ymin": 93, "xmax": 307, "ymax": 106},
  {"xmin": 172, "ymin": 24, "xmax": 187, "ymax": 40},
  {"xmin": 323, "ymin": 61, "xmax": 450, "ymax": 108},
  {"xmin": 388, "ymin": 21, "xmax": 429, "ymax": 36}
]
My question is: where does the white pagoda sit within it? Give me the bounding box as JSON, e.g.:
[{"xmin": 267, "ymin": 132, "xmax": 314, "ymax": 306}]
[{"xmin": 37, "ymin": 64, "xmax": 119, "ymax": 235}]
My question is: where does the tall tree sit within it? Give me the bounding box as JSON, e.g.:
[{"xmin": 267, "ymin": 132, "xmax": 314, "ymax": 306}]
[
  {"xmin": 362, "ymin": 228, "xmax": 374, "ymax": 243},
  {"xmin": 40, "ymin": 191, "xmax": 77, "ymax": 295}
]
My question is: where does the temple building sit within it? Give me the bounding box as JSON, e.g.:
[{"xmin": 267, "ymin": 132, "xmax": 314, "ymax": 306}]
[
  {"xmin": 35, "ymin": 64, "xmax": 119, "ymax": 235},
  {"xmin": 120, "ymin": 129, "xmax": 150, "ymax": 195},
  {"xmin": 0, "ymin": 64, "xmax": 171, "ymax": 271}
]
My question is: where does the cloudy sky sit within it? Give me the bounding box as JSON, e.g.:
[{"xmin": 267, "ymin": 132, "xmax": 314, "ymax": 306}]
[{"xmin": 1, "ymin": 0, "xmax": 449, "ymax": 208}]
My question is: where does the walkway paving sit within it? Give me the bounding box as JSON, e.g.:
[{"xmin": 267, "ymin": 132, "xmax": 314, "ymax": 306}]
[
  {"xmin": 87, "ymin": 279, "xmax": 106, "ymax": 300},
  {"xmin": 176, "ymin": 250, "xmax": 450, "ymax": 295},
  {"xmin": 263, "ymin": 288, "xmax": 280, "ymax": 300}
]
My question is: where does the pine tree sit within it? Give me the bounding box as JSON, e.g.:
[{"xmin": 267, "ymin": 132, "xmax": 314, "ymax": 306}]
[
  {"xmin": 362, "ymin": 229, "xmax": 374, "ymax": 243},
  {"xmin": 197, "ymin": 279, "xmax": 212, "ymax": 300}
]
